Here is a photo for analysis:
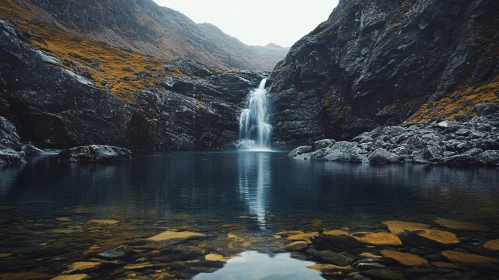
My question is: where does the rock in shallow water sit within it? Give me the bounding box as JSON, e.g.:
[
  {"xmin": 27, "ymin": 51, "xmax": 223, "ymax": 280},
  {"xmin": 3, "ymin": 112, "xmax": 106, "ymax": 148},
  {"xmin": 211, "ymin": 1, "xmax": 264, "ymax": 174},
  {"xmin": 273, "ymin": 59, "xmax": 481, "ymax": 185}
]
[
  {"xmin": 380, "ymin": 250, "xmax": 428, "ymax": 266},
  {"xmin": 59, "ymin": 145, "xmax": 132, "ymax": 162},
  {"xmin": 0, "ymin": 148, "xmax": 25, "ymax": 165}
]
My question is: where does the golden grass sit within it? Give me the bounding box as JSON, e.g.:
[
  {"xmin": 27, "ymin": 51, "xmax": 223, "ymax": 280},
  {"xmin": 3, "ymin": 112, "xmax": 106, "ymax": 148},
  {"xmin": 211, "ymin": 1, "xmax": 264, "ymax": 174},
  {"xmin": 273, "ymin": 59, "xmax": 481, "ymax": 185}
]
[
  {"xmin": 408, "ymin": 76, "xmax": 499, "ymax": 123},
  {"xmin": 0, "ymin": 0, "xmax": 172, "ymax": 101}
]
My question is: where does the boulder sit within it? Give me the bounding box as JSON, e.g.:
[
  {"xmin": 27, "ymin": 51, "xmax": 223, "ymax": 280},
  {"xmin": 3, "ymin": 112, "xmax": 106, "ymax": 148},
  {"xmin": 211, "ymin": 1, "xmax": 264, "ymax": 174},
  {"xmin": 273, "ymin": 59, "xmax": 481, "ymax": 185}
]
[
  {"xmin": 423, "ymin": 145, "xmax": 443, "ymax": 161},
  {"xmin": 288, "ymin": 146, "xmax": 313, "ymax": 157},
  {"xmin": 314, "ymin": 139, "xmax": 336, "ymax": 150},
  {"xmin": 475, "ymin": 150, "xmax": 499, "ymax": 166},
  {"xmin": 59, "ymin": 145, "xmax": 132, "ymax": 162},
  {"xmin": 23, "ymin": 144, "xmax": 44, "ymax": 156},
  {"xmin": 368, "ymin": 148, "xmax": 400, "ymax": 164}
]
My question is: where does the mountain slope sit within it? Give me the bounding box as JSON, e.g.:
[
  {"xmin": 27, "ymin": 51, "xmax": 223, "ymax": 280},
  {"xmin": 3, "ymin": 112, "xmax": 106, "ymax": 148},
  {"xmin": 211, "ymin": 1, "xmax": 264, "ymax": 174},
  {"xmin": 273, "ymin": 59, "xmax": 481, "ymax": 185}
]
[
  {"xmin": 3, "ymin": 0, "xmax": 287, "ymax": 70},
  {"xmin": 268, "ymin": 0, "xmax": 499, "ymax": 148},
  {"xmin": 198, "ymin": 23, "xmax": 290, "ymax": 71}
]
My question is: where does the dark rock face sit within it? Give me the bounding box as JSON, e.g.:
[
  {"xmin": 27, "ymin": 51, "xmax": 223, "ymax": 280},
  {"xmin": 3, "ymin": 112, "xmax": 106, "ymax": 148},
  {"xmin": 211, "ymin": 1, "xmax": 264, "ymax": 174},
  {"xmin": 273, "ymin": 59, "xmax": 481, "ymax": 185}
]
[
  {"xmin": 59, "ymin": 145, "xmax": 132, "ymax": 162},
  {"xmin": 0, "ymin": 148, "xmax": 24, "ymax": 165},
  {"xmin": 0, "ymin": 19, "xmax": 266, "ymax": 151},
  {"xmin": 269, "ymin": 0, "xmax": 499, "ymax": 147},
  {"xmin": 289, "ymin": 117, "xmax": 499, "ymax": 166},
  {"xmin": 0, "ymin": 116, "xmax": 21, "ymax": 150}
]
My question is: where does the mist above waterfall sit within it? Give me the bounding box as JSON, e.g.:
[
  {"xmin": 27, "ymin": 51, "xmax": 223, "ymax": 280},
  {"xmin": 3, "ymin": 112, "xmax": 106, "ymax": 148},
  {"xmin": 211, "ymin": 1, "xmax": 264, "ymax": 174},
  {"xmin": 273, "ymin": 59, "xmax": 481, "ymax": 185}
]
[{"xmin": 238, "ymin": 79, "xmax": 273, "ymax": 151}]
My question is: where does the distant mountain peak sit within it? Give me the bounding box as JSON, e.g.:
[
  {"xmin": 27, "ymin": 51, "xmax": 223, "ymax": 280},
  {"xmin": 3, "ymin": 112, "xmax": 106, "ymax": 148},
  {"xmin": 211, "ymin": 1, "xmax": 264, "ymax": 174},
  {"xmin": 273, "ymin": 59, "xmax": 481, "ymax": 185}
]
[{"xmin": 265, "ymin": 43, "xmax": 284, "ymax": 48}]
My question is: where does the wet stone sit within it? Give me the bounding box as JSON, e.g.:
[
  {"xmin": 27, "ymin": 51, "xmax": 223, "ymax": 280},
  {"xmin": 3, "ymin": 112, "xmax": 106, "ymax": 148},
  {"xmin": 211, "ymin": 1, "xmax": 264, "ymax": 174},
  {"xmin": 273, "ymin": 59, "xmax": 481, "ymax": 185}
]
[
  {"xmin": 97, "ymin": 246, "xmax": 132, "ymax": 260},
  {"xmin": 147, "ymin": 231, "xmax": 206, "ymax": 242},
  {"xmin": 284, "ymin": 241, "xmax": 308, "ymax": 251},
  {"xmin": 123, "ymin": 262, "xmax": 155, "ymax": 270},
  {"xmin": 484, "ymin": 239, "xmax": 499, "ymax": 251},
  {"xmin": 290, "ymin": 251, "xmax": 311, "ymax": 261},
  {"xmin": 52, "ymin": 275, "xmax": 90, "ymax": 280},
  {"xmin": 434, "ymin": 218, "xmax": 490, "ymax": 232},
  {"xmin": 359, "ymin": 252, "xmax": 382, "ymax": 259},
  {"xmin": 382, "ymin": 221, "xmax": 430, "ymax": 234},
  {"xmin": 159, "ymin": 245, "xmax": 204, "ymax": 261},
  {"xmin": 286, "ymin": 232, "xmax": 318, "ymax": 244},
  {"xmin": 442, "ymin": 250, "xmax": 499, "ymax": 264},
  {"xmin": 63, "ymin": 262, "xmax": 101, "ymax": 273},
  {"xmin": 205, "ymin": 254, "xmax": 225, "ymax": 262},
  {"xmin": 398, "ymin": 230, "xmax": 460, "ymax": 248},
  {"xmin": 87, "ymin": 220, "xmax": 120, "ymax": 225},
  {"xmin": 353, "ymin": 232, "xmax": 402, "ymax": 246},
  {"xmin": 432, "ymin": 262, "xmax": 461, "ymax": 269},
  {"xmin": 380, "ymin": 250, "xmax": 428, "ymax": 266},
  {"xmin": 314, "ymin": 250, "xmax": 354, "ymax": 266},
  {"xmin": 356, "ymin": 262, "xmax": 386, "ymax": 270}
]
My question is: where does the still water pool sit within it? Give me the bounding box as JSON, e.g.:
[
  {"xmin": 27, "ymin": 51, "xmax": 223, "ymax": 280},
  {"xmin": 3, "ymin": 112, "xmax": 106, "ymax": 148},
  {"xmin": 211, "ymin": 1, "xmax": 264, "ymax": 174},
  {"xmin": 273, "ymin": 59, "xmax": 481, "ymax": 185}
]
[{"xmin": 1, "ymin": 151, "xmax": 499, "ymax": 279}]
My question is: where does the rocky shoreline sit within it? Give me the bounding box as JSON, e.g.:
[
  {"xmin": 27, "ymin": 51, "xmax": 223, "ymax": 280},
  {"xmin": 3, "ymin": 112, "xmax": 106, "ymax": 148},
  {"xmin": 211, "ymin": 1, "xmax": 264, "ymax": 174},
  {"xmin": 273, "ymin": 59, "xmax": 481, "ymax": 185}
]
[{"xmin": 289, "ymin": 115, "xmax": 499, "ymax": 167}]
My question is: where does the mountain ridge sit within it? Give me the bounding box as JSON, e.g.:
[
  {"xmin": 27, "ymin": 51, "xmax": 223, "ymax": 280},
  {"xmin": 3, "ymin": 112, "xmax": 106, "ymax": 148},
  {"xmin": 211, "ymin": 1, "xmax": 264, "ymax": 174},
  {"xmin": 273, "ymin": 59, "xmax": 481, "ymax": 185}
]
[{"xmin": 4, "ymin": 0, "xmax": 287, "ymax": 70}]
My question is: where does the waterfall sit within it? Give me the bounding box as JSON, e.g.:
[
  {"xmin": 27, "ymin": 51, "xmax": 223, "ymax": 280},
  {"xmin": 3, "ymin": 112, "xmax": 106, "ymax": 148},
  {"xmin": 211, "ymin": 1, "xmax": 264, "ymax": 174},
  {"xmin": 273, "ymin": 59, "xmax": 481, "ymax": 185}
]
[{"xmin": 237, "ymin": 79, "xmax": 272, "ymax": 151}]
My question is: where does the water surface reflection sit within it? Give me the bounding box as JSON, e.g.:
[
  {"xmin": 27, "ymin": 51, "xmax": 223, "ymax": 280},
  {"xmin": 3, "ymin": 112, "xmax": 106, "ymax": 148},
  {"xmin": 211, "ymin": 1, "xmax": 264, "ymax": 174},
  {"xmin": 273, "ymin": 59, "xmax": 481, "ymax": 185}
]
[{"xmin": 1, "ymin": 152, "xmax": 499, "ymax": 230}]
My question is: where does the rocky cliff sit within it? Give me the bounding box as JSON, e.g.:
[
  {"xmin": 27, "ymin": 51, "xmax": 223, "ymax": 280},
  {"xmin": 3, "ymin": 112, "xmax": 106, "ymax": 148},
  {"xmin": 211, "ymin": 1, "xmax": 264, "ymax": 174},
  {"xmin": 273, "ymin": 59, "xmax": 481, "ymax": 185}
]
[
  {"xmin": 2, "ymin": 0, "xmax": 288, "ymax": 70},
  {"xmin": 269, "ymin": 0, "xmax": 499, "ymax": 148},
  {"xmin": 0, "ymin": 17, "xmax": 266, "ymax": 152}
]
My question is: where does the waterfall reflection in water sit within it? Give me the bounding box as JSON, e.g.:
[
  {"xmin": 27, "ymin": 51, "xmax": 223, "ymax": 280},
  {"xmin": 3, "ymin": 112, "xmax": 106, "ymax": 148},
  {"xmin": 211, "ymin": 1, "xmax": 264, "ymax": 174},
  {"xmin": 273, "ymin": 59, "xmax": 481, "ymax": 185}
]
[{"xmin": 238, "ymin": 152, "xmax": 271, "ymax": 230}]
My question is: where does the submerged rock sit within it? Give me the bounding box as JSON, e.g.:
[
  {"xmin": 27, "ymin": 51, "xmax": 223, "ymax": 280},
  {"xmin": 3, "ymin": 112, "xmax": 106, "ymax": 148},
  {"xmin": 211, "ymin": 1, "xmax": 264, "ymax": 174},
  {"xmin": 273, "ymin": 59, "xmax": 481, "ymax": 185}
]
[
  {"xmin": 484, "ymin": 240, "xmax": 499, "ymax": 251},
  {"xmin": 398, "ymin": 230, "xmax": 460, "ymax": 248},
  {"xmin": 314, "ymin": 250, "xmax": 354, "ymax": 266},
  {"xmin": 59, "ymin": 145, "xmax": 132, "ymax": 162},
  {"xmin": 434, "ymin": 218, "xmax": 490, "ymax": 232},
  {"xmin": 380, "ymin": 250, "xmax": 428, "ymax": 266},
  {"xmin": 147, "ymin": 231, "xmax": 206, "ymax": 242},
  {"xmin": 382, "ymin": 221, "xmax": 431, "ymax": 234},
  {"xmin": 442, "ymin": 250, "xmax": 499, "ymax": 264},
  {"xmin": 284, "ymin": 241, "xmax": 308, "ymax": 251},
  {"xmin": 353, "ymin": 232, "xmax": 402, "ymax": 246}
]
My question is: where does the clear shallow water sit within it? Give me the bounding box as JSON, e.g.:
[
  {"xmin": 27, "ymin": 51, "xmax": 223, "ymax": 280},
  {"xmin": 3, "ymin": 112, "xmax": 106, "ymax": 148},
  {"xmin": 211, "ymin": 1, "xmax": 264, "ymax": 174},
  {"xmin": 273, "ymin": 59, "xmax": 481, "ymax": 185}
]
[
  {"xmin": 2, "ymin": 151, "xmax": 499, "ymax": 279},
  {"xmin": 2, "ymin": 151, "xmax": 499, "ymax": 230}
]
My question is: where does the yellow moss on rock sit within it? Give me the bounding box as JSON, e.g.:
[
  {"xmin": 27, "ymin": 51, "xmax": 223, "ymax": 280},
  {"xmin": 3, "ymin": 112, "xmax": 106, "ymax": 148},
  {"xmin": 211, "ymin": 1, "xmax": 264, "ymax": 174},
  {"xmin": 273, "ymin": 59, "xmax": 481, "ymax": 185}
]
[
  {"xmin": 0, "ymin": 0, "xmax": 171, "ymax": 102},
  {"xmin": 408, "ymin": 77, "xmax": 499, "ymax": 124}
]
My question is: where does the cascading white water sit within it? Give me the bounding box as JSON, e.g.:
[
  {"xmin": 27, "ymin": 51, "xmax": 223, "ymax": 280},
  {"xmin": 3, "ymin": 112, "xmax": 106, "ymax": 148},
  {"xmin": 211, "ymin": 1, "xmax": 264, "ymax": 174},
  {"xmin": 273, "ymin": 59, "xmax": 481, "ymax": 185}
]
[{"xmin": 237, "ymin": 79, "xmax": 272, "ymax": 151}]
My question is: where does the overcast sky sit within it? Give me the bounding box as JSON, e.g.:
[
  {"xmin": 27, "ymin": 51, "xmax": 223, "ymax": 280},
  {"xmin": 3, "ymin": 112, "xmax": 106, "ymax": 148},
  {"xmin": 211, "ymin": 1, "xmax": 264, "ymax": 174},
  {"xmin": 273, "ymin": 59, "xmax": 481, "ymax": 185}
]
[{"xmin": 153, "ymin": 0, "xmax": 339, "ymax": 47}]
